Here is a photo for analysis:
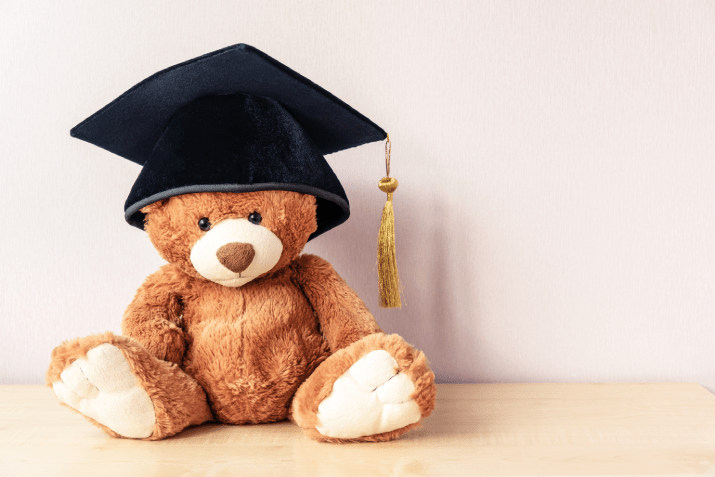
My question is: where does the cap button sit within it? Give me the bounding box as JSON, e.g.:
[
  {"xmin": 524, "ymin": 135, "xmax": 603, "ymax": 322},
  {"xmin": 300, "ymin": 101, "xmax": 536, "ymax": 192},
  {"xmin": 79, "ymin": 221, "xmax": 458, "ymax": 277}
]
[{"xmin": 378, "ymin": 177, "xmax": 398, "ymax": 193}]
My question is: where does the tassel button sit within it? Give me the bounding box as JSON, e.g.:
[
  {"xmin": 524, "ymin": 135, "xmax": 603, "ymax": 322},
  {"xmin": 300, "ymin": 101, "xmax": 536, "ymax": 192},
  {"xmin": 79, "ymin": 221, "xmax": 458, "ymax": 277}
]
[{"xmin": 378, "ymin": 177, "xmax": 398, "ymax": 194}]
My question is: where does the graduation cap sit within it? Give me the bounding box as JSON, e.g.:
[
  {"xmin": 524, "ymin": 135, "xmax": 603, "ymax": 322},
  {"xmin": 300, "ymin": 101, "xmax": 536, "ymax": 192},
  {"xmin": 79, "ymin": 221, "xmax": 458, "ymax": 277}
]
[
  {"xmin": 70, "ymin": 43, "xmax": 386, "ymax": 239},
  {"xmin": 71, "ymin": 43, "xmax": 402, "ymax": 307}
]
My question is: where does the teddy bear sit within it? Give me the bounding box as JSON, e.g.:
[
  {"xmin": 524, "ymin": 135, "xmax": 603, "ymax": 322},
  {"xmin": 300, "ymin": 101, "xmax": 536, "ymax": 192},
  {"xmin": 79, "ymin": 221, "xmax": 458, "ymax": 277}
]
[
  {"xmin": 45, "ymin": 44, "xmax": 436, "ymax": 442},
  {"xmin": 46, "ymin": 190, "xmax": 436, "ymax": 442}
]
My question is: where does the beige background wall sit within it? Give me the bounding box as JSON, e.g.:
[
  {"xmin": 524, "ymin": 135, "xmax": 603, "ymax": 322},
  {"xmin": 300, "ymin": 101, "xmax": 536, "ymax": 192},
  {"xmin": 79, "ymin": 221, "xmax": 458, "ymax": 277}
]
[{"xmin": 1, "ymin": 0, "xmax": 713, "ymax": 391}]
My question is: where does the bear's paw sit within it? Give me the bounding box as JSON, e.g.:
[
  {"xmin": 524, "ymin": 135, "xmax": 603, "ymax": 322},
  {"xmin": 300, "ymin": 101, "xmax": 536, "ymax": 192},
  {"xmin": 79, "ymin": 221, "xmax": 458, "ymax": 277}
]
[
  {"xmin": 315, "ymin": 350, "xmax": 422, "ymax": 439},
  {"xmin": 52, "ymin": 343, "xmax": 156, "ymax": 438}
]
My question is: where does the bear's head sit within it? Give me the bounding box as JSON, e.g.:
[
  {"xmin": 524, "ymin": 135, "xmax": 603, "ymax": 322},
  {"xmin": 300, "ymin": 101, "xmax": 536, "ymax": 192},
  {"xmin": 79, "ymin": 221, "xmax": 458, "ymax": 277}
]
[{"xmin": 140, "ymin": 191, "xmax": 317, "ymax": 286}]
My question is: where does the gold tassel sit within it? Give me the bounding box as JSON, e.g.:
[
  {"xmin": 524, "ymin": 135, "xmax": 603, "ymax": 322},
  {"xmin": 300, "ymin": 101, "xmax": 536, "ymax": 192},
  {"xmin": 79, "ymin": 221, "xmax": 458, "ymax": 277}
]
[{"xmin": 377, "ymin": 134, "xmax": 401, "ymax": 308}]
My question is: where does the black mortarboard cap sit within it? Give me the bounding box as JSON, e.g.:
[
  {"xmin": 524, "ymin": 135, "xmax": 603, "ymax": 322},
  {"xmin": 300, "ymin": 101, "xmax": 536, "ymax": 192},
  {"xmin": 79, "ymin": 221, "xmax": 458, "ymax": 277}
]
[{"xmin": 70, "ymin": 44, "xmax": 387, "ymax": 240}]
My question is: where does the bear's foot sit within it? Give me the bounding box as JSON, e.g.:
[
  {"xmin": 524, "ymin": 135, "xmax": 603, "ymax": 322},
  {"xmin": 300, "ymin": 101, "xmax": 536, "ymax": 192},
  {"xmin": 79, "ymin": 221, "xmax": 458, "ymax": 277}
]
[
  {"xmin": 292, "ymin": 333, "xmax": 436, "ymax": 443},
  {"xmin": 47, "ymin": 332, "xmax": 213, "ymax": 440},
  {"xmin": 315, "ymin": 349, "xmax": 422, "ymax": 438},
  {"xmin": 52, "ymin": 342, "xmax": 156, "ymax": 438}
]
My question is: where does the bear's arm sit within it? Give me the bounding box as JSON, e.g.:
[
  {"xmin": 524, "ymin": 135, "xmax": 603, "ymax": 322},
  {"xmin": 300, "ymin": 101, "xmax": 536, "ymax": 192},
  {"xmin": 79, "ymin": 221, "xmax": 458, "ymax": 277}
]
[
  {"xmin": 121, "ymin": 263, "xmax": 187, "ymax": 365},
  {"xmin": 291, "ymin": 254, "xmax": 383, "ymax": 352}
]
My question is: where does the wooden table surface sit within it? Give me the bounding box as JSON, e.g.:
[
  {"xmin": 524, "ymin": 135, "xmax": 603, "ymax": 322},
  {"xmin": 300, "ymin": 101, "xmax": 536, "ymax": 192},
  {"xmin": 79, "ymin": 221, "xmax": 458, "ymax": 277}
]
[{"xmin": 1, "ymin": 383, "xmax": 714, "ymax": 476}]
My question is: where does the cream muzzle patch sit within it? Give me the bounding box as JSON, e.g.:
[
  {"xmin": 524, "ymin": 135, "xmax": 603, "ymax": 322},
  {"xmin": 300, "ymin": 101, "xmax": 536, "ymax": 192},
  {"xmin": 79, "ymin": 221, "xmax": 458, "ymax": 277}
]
[{"xmin": 190, "ymin": 218, "xmax": 283, "ymax": 287}]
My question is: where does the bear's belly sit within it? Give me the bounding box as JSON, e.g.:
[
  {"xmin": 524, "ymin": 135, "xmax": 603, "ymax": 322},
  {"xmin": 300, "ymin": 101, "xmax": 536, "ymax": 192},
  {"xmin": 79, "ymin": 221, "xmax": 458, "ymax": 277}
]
[{"xmin": 181, "ymin": 313, "xmax": 329, "ymax": 424}]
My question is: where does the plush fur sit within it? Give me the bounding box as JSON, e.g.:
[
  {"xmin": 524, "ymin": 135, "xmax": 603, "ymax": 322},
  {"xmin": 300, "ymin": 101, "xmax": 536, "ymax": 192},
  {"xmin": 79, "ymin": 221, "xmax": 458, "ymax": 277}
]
[{"xmin": 47, "ymin": 190, "xmax": 436, "ymax": 442}]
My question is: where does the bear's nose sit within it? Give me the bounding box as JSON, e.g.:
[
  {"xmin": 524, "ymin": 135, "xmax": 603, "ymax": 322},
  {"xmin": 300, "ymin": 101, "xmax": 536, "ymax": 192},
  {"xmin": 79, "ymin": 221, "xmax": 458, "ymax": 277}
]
[{"xmin": 216, "ymin": 242, "xmax": 255, "ymax": 274}]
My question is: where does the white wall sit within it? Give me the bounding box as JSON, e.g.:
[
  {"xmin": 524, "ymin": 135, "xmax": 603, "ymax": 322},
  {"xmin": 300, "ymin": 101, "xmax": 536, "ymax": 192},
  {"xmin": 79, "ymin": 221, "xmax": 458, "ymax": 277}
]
[{"xmin": 1, "ymin": 0, "xmax": 713, "ymax": 391}]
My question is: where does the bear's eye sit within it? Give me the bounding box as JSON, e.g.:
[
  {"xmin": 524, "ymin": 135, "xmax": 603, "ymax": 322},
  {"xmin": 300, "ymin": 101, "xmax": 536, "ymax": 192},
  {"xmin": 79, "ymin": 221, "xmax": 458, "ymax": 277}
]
[
  {"xmin": 248, "ymin": 212, "xmax": 262, "ymax": 225},
  {"xmin": 198, "ymin": 217, "xmax": 211, "ymax": 231}
]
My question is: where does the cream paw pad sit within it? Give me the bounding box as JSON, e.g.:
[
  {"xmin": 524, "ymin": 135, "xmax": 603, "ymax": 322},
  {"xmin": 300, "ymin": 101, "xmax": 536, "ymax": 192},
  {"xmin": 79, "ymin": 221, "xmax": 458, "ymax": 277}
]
[
  {"xmin": 315, "ymin": 350, "xmax": 422, "ymax": 438},
  {"xmin": 52, "ymin": 343, "xmax": 155, "ymax": 438}
]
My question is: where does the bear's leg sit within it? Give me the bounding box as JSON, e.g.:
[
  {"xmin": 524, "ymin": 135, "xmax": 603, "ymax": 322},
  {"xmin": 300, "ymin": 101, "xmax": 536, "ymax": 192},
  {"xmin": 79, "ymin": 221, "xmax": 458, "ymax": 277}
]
[
  {"xmin": 46, "ymin": 332, "xmax": 213, "ymax": 440},
  {"xmin": 291, "ymin": 333, "xmax": 436, "ymax": 443}
]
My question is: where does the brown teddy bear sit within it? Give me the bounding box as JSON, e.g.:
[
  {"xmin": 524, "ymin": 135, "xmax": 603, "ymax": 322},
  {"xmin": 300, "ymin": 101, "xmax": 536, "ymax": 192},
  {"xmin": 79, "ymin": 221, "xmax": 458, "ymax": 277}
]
[
  {"xmin": 46, "ymin": 44, "xmax": 436, "ymax": 442},
  {"xmin": 47, "ymin": 190, "xmax": 436, "ymax": 441}
]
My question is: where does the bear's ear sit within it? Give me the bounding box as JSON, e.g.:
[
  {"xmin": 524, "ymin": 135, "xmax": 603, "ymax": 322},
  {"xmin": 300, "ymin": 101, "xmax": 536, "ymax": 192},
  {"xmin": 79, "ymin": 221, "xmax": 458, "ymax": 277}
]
[{"xmin": 140, "ymin": 199, "xmax": 167, "ymax": 215}]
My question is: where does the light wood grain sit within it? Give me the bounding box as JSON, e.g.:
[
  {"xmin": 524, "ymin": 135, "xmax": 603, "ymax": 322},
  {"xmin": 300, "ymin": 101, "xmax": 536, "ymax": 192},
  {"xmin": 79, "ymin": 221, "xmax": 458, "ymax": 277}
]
[{"xmin": 1, "ymin": 384, "xmax": 714, "ymax": 476}]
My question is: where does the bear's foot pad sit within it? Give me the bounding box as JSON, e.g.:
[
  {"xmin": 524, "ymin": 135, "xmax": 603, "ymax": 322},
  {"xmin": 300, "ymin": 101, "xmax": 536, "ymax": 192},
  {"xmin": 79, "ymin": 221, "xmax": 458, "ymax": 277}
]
[
  {"xmin": 316, "ymin": 350, "xmax": 421, "ymax": 439},
  {"xmin": 52, "ymin": 343, "xmax": 155, "ymax": 438}
]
